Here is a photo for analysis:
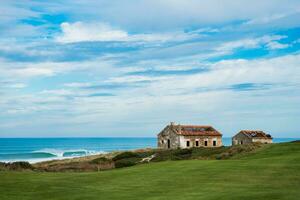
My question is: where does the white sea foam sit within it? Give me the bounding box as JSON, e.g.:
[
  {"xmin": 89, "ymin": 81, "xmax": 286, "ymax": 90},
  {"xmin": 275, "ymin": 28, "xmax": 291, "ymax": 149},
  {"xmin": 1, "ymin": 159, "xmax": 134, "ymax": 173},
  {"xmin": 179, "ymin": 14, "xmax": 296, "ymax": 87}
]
[{"xmin": 2, "ymin": 149, "xmax": 106, "ymax": 164}]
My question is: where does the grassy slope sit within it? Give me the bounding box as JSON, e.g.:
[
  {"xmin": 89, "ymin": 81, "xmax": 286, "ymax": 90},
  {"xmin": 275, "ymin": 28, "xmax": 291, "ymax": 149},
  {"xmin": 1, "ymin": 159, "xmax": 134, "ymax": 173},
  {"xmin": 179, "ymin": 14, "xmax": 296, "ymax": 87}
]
[{"xmin": 0, "ymin": 142, "xmax": 299, "ymax": 200}]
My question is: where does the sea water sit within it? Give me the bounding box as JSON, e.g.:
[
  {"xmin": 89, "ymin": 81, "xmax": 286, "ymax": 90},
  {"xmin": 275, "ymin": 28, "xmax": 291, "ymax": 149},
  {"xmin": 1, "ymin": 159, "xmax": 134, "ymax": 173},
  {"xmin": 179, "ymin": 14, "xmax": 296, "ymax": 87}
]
[{"xmin": 0, "ymin": 137, "xmax": 297, "ymax": 163}]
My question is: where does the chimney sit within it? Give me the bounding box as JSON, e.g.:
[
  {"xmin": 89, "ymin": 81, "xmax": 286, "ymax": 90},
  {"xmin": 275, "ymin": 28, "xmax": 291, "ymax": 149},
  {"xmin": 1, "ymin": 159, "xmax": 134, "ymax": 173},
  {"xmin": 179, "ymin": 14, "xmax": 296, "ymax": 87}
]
[{"xmin": 170, "ymin": 122, "xmax": 175, "ymax": 126}]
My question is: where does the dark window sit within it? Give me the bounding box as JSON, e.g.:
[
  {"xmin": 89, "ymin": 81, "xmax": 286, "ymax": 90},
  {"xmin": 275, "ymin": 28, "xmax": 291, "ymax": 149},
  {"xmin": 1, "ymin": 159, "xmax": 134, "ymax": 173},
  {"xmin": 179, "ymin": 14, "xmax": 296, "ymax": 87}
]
[
  {"xmin": 240, "ymin": 140, "xmax": 243, "ymax": 145},
  {"xmin": 167, "ymin": 139, "xmax": 170, "ymax": 149},
  {"xmin": 204, "ymin": 141, "xmax": 208, "ymax": 146},
  {"xmin": 161, "ymin": 140, "xmax": 164, "ymax": 144},
  {"xmin": 186, "ymin": 141, "xmax": 190, "ymax": 147},
  {"xmin": 213, "ymin": 141, "xmax": 216, "ymax": 146},
  {"xmin": 195, "ymin": 140, "xmax": 199, "ymax": 147}
]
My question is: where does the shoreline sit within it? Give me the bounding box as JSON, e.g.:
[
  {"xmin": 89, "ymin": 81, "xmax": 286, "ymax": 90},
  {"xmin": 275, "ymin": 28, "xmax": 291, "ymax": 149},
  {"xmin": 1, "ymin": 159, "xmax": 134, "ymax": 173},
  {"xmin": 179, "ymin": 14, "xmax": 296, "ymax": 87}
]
[
  {"xmin": 1, "ymin": 141, "xmax": 299, "ymax": 172},
  {"xmin": 1, "ymin": 147, "xmax": 154, "ymax": 165},
  {"xmin": 0, "ymin": 137, "xmax": 299, "ymax": 164}
]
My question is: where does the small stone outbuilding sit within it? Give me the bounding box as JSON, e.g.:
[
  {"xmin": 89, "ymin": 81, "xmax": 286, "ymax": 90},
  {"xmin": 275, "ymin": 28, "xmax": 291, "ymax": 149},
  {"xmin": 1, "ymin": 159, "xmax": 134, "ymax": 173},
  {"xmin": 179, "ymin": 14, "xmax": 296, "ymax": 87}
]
[
  {"xmin": 232, "ymin": 130, "xmax": 272, "ymax": 145},
  {"xmin": 157, "ymin": 122, "xmax": 222, "ymax": 149}
]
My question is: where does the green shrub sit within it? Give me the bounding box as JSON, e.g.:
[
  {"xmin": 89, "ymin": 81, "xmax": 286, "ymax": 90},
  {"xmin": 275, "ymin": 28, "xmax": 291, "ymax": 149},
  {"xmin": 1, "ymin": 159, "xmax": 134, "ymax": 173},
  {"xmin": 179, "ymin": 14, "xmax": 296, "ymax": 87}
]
[
  {"xmin": 215, "ymin": 152, "xmax": 231, "ymax": 160},
  {"xmin": 90, "ymin": 157, "xmax": 110, "ymax": 164},
  {"xmin": 134, "ymin": 151, "xmax": 156, "ymax": 158},
  {"xmin": 151, "ymin": 148, "xmax": 193, "ymax": 162},
  {"xmin": 113, "ymin": 152, "xmax": 138, "ymax": 161},
  {"xmin": 8, "ymin": 162, "xmax": 34, "ymax": 170},
  {"xmin": 114, "ymin": 158, "xmax": 139, "ymax": 168},
  {"xmin": 0, "ymin": 162, "xmax": 7, "ymax": 171},
  {"xmin": 171, "ymin": 148, "xmax": 193, "ymax": 160},
  {"xmin": 151, "ymin": 150, "xmax": 173, "ymax": 162},
  {"xmin": 173, "ymin": 148, "xmax": 192, "ymax": 156},
  {"xmin": 191, "ymin": 147, "xmax": 228, "ymax": 158}
]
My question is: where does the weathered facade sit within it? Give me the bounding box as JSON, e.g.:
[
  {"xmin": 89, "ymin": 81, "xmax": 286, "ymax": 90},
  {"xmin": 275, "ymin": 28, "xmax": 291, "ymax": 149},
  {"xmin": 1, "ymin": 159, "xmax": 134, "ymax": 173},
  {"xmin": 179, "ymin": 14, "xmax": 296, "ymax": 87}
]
[
  {"xmin": 157, "ymin": 122, "xmax": 222, "ymax": 149},
  {"xmin": 232, "ymin": 130, "xmax": 272, "ymax": 145}
]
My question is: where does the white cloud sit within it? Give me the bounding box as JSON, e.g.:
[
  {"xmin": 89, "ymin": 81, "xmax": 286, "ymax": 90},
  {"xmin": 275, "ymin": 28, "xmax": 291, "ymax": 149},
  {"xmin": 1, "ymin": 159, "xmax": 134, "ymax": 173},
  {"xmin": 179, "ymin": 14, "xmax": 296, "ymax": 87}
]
[
  {"xmin": 266, "ymin": 41, "xmax": 290, "ymax": 50},
  {"xmin": 3, "ymin": 0, "xmax": 300, "ymax": 31},
  {"xmin": 59, "ymin": 0, "xmax": 300, "ymax": 31},
  {"xmin": 15, "ymin": 67, "xmax": 54, "ymax": 77},
  {"xmin": 1, "ymin": 53, "xmax": 300, "ymax": 136},
  {"xmin": 8, "ymin": 83, "xmax": 27, "ymax": 89},
  {"xmin": 0, "ymin": 56, "xmax": 122, "ymax": 82},
  {"xmin": 56, "ymin": 22, "xmax": 197, "ymax": 43},
  {"xmin": 245, "ymin": 13, "xmax": 288, "ymax": 25},
  {"xmin": 57, "ymin": 22, "xmax": 129, "ymax": 43},
  {"xmin": 40, "ymin": 89, "xmax": 73, "ymax": 96},
  {"xmin": 0, "ymin": 62, "xmax": 59, "ymax": 80},
  {"xmin": 216, "ymin": 35, "xmax": 286, "ymax": 52},
  {"xmin": 0, "ymin": 82, "xmax": 27, "ymax": 89},
  {"xmin": 1, "ymin": 0, "xmax": 300, "ymax": 137},
  {"xmin": 64, "ymin": 82, "xmax": 92, "ymax": 88},
  {"xmin": 0, "ymin": 0, "xmax": 37, "ymax": 24},
  {"xmin": 100, "ymin": 53, "xmax": 300, "ymax": 103}
]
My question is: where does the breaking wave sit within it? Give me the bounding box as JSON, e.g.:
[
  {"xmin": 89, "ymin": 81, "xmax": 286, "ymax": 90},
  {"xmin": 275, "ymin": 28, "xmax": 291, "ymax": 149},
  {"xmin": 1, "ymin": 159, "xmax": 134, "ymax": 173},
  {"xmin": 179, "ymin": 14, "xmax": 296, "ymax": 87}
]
[
  {"xmin": 0, "ymin": 149, "xmax": 105, "ymax": 163},
  {"xmin": 35, "ymin": 149, "xmax": 101, "ymax": 158}
]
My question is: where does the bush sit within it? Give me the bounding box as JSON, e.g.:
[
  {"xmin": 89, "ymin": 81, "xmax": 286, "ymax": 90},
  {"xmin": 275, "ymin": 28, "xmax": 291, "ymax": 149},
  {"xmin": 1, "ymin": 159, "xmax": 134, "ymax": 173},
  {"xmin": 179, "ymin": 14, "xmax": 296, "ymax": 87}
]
[
  {"xmin": 134, "ymin": 151, "xmax": 156, "ymax": 158},
  {"xmin": 173, "ymin": 148, "xmax": 192, "ymax": 156},
  {"xmin": 114, "ymin": 158, "xmax": 138, "ymax": 168},
  {"xmin": 0, "ymin": 162, "xmax": 7, "ymax": 171},
  {"xmin": 171, "ymin": 148, "xmax": 193, "ymax": 160},
  {"xmin": 90, "ymin": 157, "xmax": 110, "ymax": 164},
  {"xmin": 215, "ymin": 152, "xmax": 231, "ymax": 160},
  {"xmin": 8, "ymin": 162, "xmax": 34, "ymax": 170},
  {"xmin": 215, "ymin": 154, "xmax": 222, "ymax": 160},
  {"xmin": 151, "ymin": 150, "xmax": 173, "ymax": 162},
  {"xmin": 151, "ymin": 148, "xmax": 193, "ymax": 162},
  {"xmin": 191, "ymin": 147, "xmax": 228, "ymax": 158},
  {"xmin": 112, "ymin": 152, "xmax": 138, "ymax": 161}
]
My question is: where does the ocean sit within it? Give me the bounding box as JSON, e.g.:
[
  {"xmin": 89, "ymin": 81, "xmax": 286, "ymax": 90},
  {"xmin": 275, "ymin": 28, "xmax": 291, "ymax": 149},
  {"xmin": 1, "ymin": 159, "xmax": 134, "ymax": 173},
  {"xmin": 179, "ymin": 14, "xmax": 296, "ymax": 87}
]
[{"xmin": 0, "ymin": 137, "xmax": 298, "ymax": 163}]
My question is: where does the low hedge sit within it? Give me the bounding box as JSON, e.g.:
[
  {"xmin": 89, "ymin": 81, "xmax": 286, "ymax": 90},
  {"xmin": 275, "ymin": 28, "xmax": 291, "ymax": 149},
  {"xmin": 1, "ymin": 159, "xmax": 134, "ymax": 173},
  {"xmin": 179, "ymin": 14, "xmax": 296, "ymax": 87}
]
[
  {"xmin": 114, "ymin": 157, "xmax": 139, "ymax": 168},
  {"xmin": 112, "ymin": 152, "xmax": 139, "ymax": 161},
  {"xmin": 9, "ymin": 162, "xmax": 34, "ymax": 170},
  {"xmin": 0, "ymin": 162, "xmax": 34, "ymax": 171},
  {"xmin": 90, "ymin": 157, "xmax": 111, "ymax": 164}
]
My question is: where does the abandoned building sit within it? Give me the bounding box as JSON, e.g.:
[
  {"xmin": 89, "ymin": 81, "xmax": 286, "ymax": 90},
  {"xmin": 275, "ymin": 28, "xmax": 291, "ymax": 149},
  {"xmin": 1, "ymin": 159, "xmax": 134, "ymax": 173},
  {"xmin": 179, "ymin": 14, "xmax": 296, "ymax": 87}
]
[
  {"xmin": 157, "ymin": 122, "xmax": 222, "ymax": 149},
  {"xmin": 232, "ymin": 130, "xmax": 273, "ymax": 145}
]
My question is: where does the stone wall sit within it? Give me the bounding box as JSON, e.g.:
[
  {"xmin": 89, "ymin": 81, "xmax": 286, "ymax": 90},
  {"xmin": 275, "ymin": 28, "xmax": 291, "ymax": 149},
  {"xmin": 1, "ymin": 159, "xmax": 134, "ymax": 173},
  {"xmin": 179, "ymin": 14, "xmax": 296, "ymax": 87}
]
[
  {"xmin": 252, "ymin": 138, "xmax": 273, "ymax": 144},
  {"xmin": 179, "ymin": 135, "xmax": 222, "ymax": 148},
  {"xmin": 157, "ymin": 126, "xmax": 180, "ymax": 149},
  {"xmin": 157, "ymin": 125, "xmax": 223, "ymax": 149},
  {"xmin": 232, "ymin": 133, "xmax": 252, "ymax": 145}
]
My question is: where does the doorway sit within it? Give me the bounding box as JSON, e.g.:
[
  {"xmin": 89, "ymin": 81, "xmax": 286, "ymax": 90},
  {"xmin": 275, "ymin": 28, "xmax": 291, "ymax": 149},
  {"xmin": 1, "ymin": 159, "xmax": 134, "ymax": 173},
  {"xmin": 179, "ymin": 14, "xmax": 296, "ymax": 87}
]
[{"xmin": 167, "ymin": 139, "xmax": 170, "ymax": 149}]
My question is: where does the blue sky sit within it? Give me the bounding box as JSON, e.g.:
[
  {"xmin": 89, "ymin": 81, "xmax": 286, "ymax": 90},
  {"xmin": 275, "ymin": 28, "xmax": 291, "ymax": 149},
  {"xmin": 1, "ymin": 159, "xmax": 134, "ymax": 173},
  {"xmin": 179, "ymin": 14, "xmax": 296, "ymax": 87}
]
[{"xmin": 0, "ymin": 0, "xmax": 300, "ymax": 138}]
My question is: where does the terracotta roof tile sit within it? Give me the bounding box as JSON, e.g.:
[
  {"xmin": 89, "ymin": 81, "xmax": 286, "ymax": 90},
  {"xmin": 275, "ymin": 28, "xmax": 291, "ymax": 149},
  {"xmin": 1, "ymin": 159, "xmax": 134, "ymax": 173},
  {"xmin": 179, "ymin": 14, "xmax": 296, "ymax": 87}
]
[
  {"xmin": 239, "ymin": 130, "xmax": 272, "ymax": 139},
  {"xmin": 172, "ymin": 125, "xmax": 222, "ymax": 136}
]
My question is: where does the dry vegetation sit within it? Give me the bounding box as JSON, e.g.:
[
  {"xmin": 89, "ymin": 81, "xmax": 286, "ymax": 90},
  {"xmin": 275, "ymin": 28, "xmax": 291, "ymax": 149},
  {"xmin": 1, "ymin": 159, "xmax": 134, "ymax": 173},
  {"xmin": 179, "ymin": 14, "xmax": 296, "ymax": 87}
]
[{"xmin": 1, "ymin": 143, "xmax": 265, "ymax": 172}]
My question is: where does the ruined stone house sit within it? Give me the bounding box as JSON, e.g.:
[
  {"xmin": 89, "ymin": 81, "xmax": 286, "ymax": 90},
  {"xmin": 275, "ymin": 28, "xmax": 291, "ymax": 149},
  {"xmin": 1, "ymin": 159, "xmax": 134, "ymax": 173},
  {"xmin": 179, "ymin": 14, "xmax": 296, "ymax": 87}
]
[
  {"xmin": 232, "ymin": 130, "xmax": 273, "ymax": 145},
  {"xmin": 157, "ymin": 122, "xmax": 222, "ymax": 149}
]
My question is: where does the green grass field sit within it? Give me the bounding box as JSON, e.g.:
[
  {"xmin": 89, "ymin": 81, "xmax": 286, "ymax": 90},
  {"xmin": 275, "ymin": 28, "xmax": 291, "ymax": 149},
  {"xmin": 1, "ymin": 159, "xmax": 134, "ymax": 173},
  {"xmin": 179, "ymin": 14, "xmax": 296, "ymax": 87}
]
[{"xmin": 0, "ymin": 142, "xmax": 299, "ymax": 200}]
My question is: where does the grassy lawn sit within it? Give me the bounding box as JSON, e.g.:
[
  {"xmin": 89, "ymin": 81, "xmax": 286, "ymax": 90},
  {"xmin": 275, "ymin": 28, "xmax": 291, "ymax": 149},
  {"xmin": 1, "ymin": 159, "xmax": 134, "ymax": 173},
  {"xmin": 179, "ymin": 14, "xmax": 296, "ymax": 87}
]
[{"xmin": 0, "ymin": 142, "xmax": 299, "ymax": 200}]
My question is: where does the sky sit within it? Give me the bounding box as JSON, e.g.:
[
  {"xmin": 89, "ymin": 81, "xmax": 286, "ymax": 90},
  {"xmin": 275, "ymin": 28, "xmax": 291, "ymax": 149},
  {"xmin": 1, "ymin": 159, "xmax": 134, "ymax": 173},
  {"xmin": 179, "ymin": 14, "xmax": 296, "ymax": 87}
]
[{"xmin": 0, "ymin": 0, "xmax": 300, "ymax": 138}]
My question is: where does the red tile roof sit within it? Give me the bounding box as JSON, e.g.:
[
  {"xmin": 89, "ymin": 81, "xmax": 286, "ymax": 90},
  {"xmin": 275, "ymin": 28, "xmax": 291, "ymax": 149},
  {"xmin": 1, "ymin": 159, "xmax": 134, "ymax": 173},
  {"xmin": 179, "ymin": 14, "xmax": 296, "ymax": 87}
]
[
  {"xmin": 239, "ymin": 130, "xmax": 272, "ymax": 139},
  {"xmin": 171, "ymin": 125, "xmax": 222, "ymax": 136}
]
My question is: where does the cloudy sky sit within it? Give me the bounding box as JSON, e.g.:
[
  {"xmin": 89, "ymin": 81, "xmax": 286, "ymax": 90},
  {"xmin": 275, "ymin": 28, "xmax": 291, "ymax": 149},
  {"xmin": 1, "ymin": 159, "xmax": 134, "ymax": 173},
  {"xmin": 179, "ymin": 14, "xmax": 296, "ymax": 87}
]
[{"xmin": 0, "ymin": 0, "xmax": 300, "ymax": 138}]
